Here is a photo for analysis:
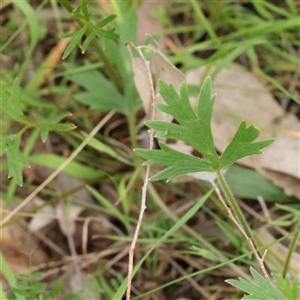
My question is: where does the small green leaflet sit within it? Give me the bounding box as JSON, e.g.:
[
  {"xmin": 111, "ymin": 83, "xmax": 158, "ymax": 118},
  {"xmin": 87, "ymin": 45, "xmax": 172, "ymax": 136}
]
[
  {"xmin": 1, "ymin": 78, "xmax": 27, "ymax": 123},
  {"xmin": 135, "ymin": 77, "xmax": 274, "ymax": 181},
  {"xmin": 0, "ymin": 135, "xmax": 30, "ymax": 186},
  {"xmin": 141, "ymin": 142, "xmax": 213, "ymax": 181},
  {"xmin": 35, "ymin": 111, "xmax": 76, "ymax": 143},
  {"xmin": 226, "ymin": 267, "xmax": 287, "ymax": 300},
  {"xmin": 62, "ymin": 13, "xmax": 119, "ymax": 59},
  {"xmin": 0, "ymin": 112, "xmax": 75, "ymax": 185},
  {"xmin": 272, "ymin": 273, "xmax": 300, "ymax": 300},
  {"xmin": 62, "ymin": 25, "xmax": 87, "ymax": 59}
]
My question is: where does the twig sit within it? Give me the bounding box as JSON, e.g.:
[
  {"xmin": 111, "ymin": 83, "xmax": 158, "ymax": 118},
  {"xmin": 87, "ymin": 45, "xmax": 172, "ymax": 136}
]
[
  {"xmin": 126, "ymin": 43, "xmax": 157, "ymax": 300},
  {"xmin": 0, "ymin": 110, "xmax": 116, "ymax": 227}
]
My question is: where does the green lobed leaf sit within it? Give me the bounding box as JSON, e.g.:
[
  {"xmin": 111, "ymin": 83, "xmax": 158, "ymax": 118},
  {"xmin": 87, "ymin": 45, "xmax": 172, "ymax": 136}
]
[
  {"xmin": 0, "ymin": 135, "xmax": 30, "ymax": 186},
  {"xmin": 30, "ymin": 153, "xmax": 103, "ymax": 180},
  {"xmin": 226, "ymin": 267, "xmax": 287, "ymax": 300},
  {"xmin": 70, "ymin": 69, "xmax": 126, "ymax": 113},
  {"xmin": 219, "ymin": 121, "xmax": 274, "ymax": 169},
  {"xmin": 1, "ymin": 78, "xmax": 27, "ymax": 123},
  {"xmin": 137, "ymin": 77, "xmax": 275, "ymax": 181},
  {"xmin": 272, "ymin": 273, "xmax": 300, "ymax": 300},
  {"xmin": 148, "ymin": 78, "xmax": 219, "ymax": 169},
  {"xmin": 135, "ymin": 142, "xmax": 212, "ymax": 182},
  {"xmin": 35, "ymin": 112, "xmax": 75, "ymax": 142}
]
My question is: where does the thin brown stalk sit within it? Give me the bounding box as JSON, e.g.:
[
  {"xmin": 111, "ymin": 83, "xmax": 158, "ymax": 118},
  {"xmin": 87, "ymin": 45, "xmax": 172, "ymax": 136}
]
[{"xmin": 126, "ymin": 44, "xmax": 157, "ymax": 300}]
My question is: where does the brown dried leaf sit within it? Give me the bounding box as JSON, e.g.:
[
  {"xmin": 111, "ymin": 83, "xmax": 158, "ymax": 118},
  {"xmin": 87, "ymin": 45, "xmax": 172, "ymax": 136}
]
[
  {"xmin": 130, "ymin": 45, "xmax": 185, "ymax": 122},
  {"xmin": 137, "ymin": 1, "xmax": 165, "ymax": 44},
  {"xmin": 0, "ymin": 200, "xmax": 48, "ymax": 279}
]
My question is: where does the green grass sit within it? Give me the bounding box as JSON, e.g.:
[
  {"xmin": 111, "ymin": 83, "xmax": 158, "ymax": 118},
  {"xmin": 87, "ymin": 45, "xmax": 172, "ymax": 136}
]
[{"xmin": 1, "ymin": 1, "xmax": 299, "ymax": 299}]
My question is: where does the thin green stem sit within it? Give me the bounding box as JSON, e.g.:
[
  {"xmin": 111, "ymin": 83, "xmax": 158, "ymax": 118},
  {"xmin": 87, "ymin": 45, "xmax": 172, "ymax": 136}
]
[
  {"xmin": 216, "ymin": 170, "xmax": 254, "ymax": 242},
  {"xmin": 190, "ymin": 0, "xmax": 221, "ymax": 47},
  {"xmin": 282, "ymin": 218, "xmax": 300, "ymax": 278}
]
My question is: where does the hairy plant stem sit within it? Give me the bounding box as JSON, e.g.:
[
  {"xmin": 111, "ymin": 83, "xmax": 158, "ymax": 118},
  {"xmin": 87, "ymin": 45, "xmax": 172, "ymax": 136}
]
[{"xmin": 216, "ymin": 170, "xmax": 254, "ymax": 243}]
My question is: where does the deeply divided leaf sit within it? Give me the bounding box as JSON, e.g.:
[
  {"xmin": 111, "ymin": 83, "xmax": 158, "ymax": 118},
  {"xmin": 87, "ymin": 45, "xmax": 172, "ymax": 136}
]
[
  {"xmin": 2, "ymin": 78, "xmax": 27, "ymax": 123},
  {"xmin": 35, "ymin": 112, "xmax": 75, "ymax": 143},
  {"xmin": 148, "ymin": 78, "xmax": 219, "ymax": 169},
  {"xmin": 0, "ymin": 135, "xmax": 30, "ymax": 186},
  {"xmin": 135, "ymin": 142, "xmax": 212, "ymax": 182},
  {"xmin": 136, "ymin": 77, "xmax": 274, "ymax": 181},
  {"xmin": 226, "ymin": 267, "xmax": 287, "ymax": 300},
  {"xmin": 220, "ymin": 121, "xmax": 274, "ymax": 169}
]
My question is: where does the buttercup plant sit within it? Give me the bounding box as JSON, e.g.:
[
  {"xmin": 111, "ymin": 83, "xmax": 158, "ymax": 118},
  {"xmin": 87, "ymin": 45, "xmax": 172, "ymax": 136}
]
[
  {"xmin": 136, "ymin": 77, "xmax": 274, "ymax": 240},
  {"xmin": 135, "ymin": 77, "xmax": 278, "ymax": 295}
]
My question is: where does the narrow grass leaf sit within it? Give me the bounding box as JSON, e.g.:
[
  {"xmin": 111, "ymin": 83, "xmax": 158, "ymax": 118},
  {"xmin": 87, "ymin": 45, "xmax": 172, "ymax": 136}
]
[
  {"xmin": 252, "ymin": 1, "xmax": 274, "ymax": 20},
  {"xmin": 14, "ymin": 1, "xmax": 39, "ymax": 81},
  {"xmin": 29, "ymin": 153, "xmax": 103, "ymax": 180},
  {"xmin": 263, "ymin": 1, "xmax": 294, "ymax": 18},
  {"xmin": 81, "ymin": 132, "xmax": 130, "ymax": 164},
  {"xmin": 86, "ymin": 185, "xmax": 129, "ymax": 229},
  {"xmin": 191, "ymin": 0, "xmax": 220, "ymax": 45},
  {"xmin": 258, "ymin": 71, "xmax": 299, "ymax": 104}
]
